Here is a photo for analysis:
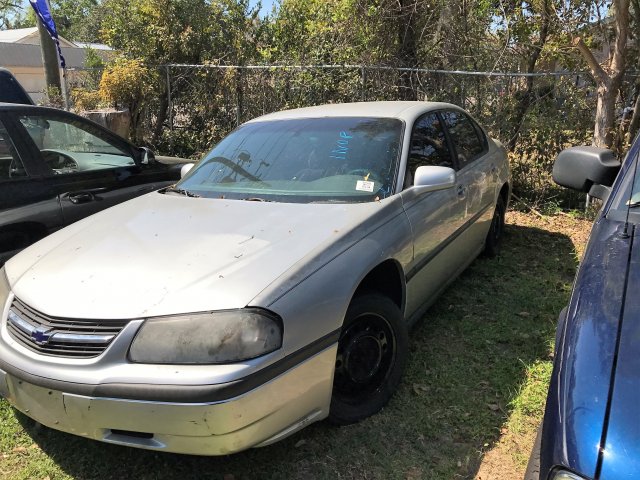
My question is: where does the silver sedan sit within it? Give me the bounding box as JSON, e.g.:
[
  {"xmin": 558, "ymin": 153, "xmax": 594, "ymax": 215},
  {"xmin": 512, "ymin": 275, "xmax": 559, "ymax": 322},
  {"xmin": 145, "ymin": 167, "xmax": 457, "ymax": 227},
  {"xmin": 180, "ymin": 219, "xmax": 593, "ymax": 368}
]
[{"xmin": 0, "ymin": 101, "xmax": 510, "ymax": 455}]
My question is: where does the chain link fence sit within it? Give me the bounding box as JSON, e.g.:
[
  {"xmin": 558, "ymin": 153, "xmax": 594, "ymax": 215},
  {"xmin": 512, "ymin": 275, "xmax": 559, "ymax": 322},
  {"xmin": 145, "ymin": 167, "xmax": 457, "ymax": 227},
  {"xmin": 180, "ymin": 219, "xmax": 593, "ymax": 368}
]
[{"xmin": 65, "ymin": 64, "xmax": 640, "ymax": 208}]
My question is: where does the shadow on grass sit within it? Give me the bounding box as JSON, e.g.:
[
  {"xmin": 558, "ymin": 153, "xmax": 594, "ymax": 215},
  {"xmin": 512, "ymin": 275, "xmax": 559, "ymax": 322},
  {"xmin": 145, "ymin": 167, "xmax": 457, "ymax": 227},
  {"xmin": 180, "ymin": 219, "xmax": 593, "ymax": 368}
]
[{"xmin": 14, "ymin": 222, "xmax": 579, "ymax": 480}]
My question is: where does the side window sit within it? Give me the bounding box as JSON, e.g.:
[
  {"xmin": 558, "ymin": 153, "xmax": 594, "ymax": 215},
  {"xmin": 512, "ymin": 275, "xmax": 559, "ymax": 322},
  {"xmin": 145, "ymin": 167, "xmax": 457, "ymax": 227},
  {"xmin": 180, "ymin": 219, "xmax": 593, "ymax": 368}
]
[
  {"xmin": 0, "ymin": 120, "xmax": 27, "ymax": 180},
  {"xmin": 441, "ymin": 111, "xmax": 486, "ymax": 168},
  {"xmin": 18, "ymin": 115, "xmax": 135, "ymax": 175},
  {"xmin": 405, "ymin": 113, "xmax": 452, "ymax": 188}
]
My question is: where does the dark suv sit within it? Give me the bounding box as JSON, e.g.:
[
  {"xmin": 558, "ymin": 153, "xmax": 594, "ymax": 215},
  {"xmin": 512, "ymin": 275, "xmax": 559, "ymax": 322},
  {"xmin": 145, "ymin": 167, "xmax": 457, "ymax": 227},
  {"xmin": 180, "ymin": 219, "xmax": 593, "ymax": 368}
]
[
  {"xmin": 0, "ymin": 68, "xmax": 35, "ymax": 105},
  {"xmin": 0, "ymin": 103, "xmax": 184, "ymax": 264},
  {"xmin": 526, "ymin": 132, "xmax": 640, "ymax": 479}
]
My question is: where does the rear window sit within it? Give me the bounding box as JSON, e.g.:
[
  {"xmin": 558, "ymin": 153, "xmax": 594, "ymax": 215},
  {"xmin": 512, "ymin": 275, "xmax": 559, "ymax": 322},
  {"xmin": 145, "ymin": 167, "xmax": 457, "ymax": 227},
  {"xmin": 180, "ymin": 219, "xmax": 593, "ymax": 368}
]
[
  {"xmin": 441, "ymin": 111, "xmax": 486, "ymax": 168},
  {"xmin": 0, "ymin": 70, "xmax": 34, "ymax": 105}
]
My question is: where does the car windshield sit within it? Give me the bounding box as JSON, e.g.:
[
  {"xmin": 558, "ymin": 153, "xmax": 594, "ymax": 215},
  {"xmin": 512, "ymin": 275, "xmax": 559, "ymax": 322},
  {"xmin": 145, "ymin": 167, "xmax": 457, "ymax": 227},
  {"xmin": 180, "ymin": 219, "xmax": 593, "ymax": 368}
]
[
  {"xmin": 607, "ymin": 148, "xmax": 640, "ymax": 221},
  {"xmin": 176, "ymin": 117, "xmax": 403, "ymax": 203}
]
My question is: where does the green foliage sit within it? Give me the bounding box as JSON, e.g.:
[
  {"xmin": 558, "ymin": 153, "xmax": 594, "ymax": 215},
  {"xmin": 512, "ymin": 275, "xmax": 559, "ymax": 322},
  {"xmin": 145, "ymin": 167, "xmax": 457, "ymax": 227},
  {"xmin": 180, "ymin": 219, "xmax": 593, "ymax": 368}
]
[
  {"xmin": 99, "ymin": 57, "xmax": 157, "ymax": 142},
  {"xmin": 50, "ymin": 0, "xmax": 102, "ymax": 42},
  {"xmin": 71, "ymin": 87, "xmax": 103, "ymax": 111}
]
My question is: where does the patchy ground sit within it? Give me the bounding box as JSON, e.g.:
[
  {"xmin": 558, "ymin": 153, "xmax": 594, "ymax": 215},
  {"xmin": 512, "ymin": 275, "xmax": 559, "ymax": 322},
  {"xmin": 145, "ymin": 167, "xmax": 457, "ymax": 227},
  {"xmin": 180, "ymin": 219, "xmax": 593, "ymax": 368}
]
[
  {"xmin": 0, "ymin": 211, "xmax": 592, "ymax": 480},
  {"xmin": 475, "ymin": 211, "xmax": 591, "ymax": 480}
]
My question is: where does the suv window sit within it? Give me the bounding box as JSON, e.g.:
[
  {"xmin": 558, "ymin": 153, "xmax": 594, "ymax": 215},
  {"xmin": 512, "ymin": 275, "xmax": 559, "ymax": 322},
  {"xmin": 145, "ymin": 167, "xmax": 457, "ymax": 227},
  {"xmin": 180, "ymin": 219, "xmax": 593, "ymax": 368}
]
[
  {"xmin": 0, "ymin": 121, "xmax": 27, "ymax": 180},
  {"xmin": 405, "ymin": 113, "xmax": 452, "ymax": 187},
  {"xmin": 441, "ymin": 111, "xmax": 486, "ymax": 168},
  {"xmin": 18, "ymin": 115, "xmax": 135, "ymax": 175}
]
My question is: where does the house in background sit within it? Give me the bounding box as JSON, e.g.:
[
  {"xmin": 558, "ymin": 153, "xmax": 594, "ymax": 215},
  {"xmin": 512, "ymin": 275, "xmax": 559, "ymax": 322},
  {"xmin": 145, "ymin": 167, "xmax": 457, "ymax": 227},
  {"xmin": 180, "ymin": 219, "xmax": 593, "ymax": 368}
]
[{"xmin": 0, "ymin": 27, "xmax": 111, "ymax": 104}]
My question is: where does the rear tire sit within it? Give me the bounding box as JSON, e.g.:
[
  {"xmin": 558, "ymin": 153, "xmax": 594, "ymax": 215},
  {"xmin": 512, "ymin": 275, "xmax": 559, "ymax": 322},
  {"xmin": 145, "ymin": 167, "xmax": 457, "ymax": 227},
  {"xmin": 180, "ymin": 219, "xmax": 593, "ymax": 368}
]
[
  {"xmin": 483, "ymin": 195, "xmax": 506, "ymax": 258},
  {"xmin": 328, "ymin": 293, "xmax": 408, "ymax": 425}
]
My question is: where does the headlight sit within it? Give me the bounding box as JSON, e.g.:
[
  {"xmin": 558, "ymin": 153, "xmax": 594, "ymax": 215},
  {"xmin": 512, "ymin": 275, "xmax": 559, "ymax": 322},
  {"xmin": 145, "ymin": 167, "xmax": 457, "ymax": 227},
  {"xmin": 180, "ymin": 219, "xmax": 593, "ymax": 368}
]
[
  {"xmin": 129, "ymin": 309, "xmax": 283, "ymax": 364},
  {"xmin": 0, "ymin": 267, "xmax": 10, "ymax": 312},
  {"xmin": 552, "ymin": 471, "xmax": 587, "ymax": 480}
]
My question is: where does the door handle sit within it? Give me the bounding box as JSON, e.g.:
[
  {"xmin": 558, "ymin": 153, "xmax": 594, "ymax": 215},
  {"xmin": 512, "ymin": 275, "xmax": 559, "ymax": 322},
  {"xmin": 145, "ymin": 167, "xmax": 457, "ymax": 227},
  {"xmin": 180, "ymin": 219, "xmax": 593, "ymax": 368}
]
[
  {"xmin": 66, "ymin": 188, "xmax": 108, "ymax": 204},
  {"xmin": 457, "ymin": 185, "xmax": 467, "ymax": 197},
  {"xmin": 490, "ymin": 164, "xmax": 498, "ymax": 174},
  {"xmin": 67, "ymin": 192, "xmax": 94, "ymax": 204}
]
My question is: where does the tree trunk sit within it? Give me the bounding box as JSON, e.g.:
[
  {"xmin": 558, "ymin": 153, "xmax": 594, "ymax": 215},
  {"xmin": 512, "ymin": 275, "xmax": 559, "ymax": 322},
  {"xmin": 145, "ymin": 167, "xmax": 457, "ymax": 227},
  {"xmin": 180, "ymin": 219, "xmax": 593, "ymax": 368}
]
[
  {"xmin": 594, "ymin": 81, "xmax": 620, "ymax": 148},
  {"xmin": 573, "ymin": 0, "xmax": 630, "ymax": 149},
  {"xmin": 152, "ymin": 74, "xmax": 169, "ymax": 147},
  {"xmin": 397, "ymin": 0, "xmax": 418, "ymax": 100},
  {"xmin": 628, "ymin": 87, "xmax": 640, "ymax": 143},
  {"xmin": 507, "ymin": 0, "xmax": 550, "ymax": 151}
]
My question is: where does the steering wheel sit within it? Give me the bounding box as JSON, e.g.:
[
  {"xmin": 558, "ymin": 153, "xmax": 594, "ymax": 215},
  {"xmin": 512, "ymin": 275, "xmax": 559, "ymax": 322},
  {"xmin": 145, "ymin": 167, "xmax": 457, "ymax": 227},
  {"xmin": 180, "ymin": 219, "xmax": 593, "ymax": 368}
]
[
  {"xmin": 345, "ymin": 169, "xmax": 382, "ymax": 182},
  {"xmin": 346, "ymin": 168, "xmax": 372, "ymax": 176},
  {"xmin": 41, "ymin": 149, "xmax": 78, "ymax": 173}
]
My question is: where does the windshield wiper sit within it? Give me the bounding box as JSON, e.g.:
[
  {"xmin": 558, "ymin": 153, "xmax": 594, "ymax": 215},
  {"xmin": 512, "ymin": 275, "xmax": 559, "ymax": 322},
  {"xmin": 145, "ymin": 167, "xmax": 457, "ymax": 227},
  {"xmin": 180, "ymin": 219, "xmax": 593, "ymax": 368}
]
[
  {"xmin": 164, "ymin": 186, "xmax": 201, "ymax": 198},
  {"xmin": 243, "ymin": 197, "xmax": 272, "ymax": 202}
]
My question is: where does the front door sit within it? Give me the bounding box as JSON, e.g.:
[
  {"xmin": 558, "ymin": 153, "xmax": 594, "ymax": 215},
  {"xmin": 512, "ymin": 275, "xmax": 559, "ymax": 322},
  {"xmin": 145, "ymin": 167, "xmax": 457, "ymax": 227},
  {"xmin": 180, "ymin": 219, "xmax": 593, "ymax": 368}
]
[
  {"xmin": 14, "ymin": 113, "xmax": 156, "ymax": 226},
  {"xmin": 400, "ymin": 112, "xmax": 468, "ymax": 317}
]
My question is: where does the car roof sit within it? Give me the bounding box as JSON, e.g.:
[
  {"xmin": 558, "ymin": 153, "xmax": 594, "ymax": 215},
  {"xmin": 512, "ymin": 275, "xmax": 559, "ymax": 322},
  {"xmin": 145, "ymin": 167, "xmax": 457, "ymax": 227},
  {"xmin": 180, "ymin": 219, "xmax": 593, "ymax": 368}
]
[{"xmin": 246, "ymin": 101, "xmax": 463, "ymax": 124}]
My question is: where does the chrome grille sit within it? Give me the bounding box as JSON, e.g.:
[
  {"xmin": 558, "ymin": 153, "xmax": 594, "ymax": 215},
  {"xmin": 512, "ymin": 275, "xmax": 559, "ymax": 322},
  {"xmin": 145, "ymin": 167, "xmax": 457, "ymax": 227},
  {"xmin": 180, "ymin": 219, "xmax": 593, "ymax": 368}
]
[{"xmin": 6, "ymin": 298, "xmax": 129, "ymax": 358}]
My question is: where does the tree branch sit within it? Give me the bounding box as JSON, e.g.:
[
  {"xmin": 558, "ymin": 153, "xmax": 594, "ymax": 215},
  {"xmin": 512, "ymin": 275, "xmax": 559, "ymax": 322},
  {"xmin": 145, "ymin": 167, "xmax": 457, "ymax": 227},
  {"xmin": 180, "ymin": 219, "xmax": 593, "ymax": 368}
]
[
  {"xmin": 572, "ymin": 36, "xmax": 608, "ymax": 84},
  {"xmin": 610, "ymin": 0, "xmax": 630, "ymax": 78}
]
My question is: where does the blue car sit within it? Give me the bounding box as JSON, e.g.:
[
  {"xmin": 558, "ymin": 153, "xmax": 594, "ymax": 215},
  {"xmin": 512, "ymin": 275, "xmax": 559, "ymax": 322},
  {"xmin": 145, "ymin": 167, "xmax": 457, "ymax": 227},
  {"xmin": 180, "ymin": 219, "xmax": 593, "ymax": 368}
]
[{"xmin": 526, "ymin": 132, "xmax": 640, "ymax": 480}]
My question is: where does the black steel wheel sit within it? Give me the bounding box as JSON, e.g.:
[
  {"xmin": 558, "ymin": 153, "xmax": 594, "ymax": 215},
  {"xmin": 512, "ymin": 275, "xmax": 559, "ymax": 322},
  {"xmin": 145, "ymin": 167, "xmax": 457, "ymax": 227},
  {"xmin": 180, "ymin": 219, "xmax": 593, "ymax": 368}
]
[
  {"xmin": 484, "ymin": 195, "xmax": 506, "ymax": 257},
  {"xmin": 328, "ymin": 293, "xmax": 408, "ymax": 425}
]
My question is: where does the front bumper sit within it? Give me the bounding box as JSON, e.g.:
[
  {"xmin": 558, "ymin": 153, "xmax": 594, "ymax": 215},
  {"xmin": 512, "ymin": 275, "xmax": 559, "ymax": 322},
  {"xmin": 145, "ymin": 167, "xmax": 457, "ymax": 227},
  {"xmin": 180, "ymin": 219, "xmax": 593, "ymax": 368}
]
[{"xmin": 0, "ymin": 344, "xmax": 336, "ymax": 456}]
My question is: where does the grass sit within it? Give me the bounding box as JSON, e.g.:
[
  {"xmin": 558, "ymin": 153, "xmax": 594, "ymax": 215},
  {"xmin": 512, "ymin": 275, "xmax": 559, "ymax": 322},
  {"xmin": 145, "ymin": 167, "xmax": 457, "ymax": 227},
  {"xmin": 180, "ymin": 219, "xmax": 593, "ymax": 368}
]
[{"xmin": 0, "ymin": 211, "xmax": 592, "ymax": 480}]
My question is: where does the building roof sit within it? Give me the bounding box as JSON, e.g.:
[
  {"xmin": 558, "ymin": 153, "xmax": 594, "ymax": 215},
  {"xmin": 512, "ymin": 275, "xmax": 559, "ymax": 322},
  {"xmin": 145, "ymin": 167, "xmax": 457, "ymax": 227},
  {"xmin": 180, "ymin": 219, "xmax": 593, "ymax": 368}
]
[
  {"xmin": 0, "ymin": 27, "xmax": 39, "ymax": 43},
  {"xmin": 0, "ymin": 27, "xmax": 77, "ymax": 48},
  {"xmin": 74, "ymin": 42, "xmax": 112, "ymax": 51},
  {"xmin": 0, "ymin": 42, "xmax": 109, "ymax": 69}
]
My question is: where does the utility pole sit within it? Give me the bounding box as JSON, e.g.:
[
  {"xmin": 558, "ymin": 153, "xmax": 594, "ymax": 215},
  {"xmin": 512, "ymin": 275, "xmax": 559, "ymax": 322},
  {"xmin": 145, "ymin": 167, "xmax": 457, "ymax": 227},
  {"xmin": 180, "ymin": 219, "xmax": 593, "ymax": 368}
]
[{"xmin": 35, "ymin": 0, "xmax": 63, "ymax": 103}]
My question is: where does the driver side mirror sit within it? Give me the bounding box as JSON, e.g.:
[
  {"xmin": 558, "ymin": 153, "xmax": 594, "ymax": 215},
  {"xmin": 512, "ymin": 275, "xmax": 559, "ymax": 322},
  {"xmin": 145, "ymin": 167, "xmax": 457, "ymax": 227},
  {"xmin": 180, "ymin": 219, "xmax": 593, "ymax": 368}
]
[
  {"xmin": 413, "ymin": 166, "xmax": 456, "ymax": 193},
  {"xmin": 138, "ymin": 147, "xmax": 155, "ymax": 165},
  {"xmin": 552, "ymin": 146, "xmax": 621, "ymax": 200}
]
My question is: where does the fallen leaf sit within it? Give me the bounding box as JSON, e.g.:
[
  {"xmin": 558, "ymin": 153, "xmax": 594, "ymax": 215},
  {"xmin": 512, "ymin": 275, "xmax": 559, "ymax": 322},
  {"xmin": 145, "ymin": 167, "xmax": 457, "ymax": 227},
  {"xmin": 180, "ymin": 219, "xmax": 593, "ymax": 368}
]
[
  {"xmin": 517, "ymin": 311, "xmax": 530, "ymax": 317},
  {"xmin": 488, "ymin": 403, "xmax": 500, "ymax": 411},
  {"xmin": 294, "ymin": 439, "xmax": 307, "ymax": 448},
  {"xmin": 413, "ymin": 383, "xmax": 429, "ymax": 395}
]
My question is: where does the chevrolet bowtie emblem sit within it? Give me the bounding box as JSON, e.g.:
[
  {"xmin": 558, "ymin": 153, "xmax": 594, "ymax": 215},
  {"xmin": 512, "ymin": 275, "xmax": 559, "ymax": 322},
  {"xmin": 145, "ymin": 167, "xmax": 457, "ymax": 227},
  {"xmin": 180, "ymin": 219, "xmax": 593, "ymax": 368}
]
[{"xmin": 31, "ymin": 327, "xmax": 54, "ymax": 346}]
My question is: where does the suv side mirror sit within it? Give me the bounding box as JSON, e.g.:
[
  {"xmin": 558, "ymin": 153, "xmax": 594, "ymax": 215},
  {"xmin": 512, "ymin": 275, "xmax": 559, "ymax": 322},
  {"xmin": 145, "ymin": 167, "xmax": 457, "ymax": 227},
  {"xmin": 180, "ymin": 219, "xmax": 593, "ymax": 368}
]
[
  {"xmin": 552, "ymin": 146, "xmax": 621, "ymax": 200},
  {"xmin": 413, "ymin": 166, "xmax": 456, "ymax": 193}
]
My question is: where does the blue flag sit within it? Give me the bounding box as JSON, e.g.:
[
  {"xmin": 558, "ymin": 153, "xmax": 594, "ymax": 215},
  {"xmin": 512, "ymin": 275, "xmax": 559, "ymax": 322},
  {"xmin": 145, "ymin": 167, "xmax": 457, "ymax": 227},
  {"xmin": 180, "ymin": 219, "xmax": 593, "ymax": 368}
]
[{"xmin": 29, "ymin": 0, "xmax": 66, "ymax": 68}]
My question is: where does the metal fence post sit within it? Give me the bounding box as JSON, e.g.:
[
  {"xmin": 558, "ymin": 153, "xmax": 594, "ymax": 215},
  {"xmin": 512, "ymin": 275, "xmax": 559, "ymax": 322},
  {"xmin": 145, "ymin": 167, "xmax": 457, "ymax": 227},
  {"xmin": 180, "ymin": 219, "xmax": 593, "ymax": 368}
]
[
  {"xmin": 361, "ymin": 66, "xmax": 366, "ymax": 101},
  {"xmin": 166, "ymin": 65, "xmax": 173, "ymax": 132}
]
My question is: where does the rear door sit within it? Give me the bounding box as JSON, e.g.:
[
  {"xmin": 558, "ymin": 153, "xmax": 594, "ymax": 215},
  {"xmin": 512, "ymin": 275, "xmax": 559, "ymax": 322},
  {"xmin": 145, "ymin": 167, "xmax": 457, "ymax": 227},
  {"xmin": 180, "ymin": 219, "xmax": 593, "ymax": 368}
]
[
  {"xmin": 12, "ymin": 111, "xmax": 174, "ymax": 226},
  {"xmin": 441, "ymin": 110, "xmax": 495, "ymax": 249}
]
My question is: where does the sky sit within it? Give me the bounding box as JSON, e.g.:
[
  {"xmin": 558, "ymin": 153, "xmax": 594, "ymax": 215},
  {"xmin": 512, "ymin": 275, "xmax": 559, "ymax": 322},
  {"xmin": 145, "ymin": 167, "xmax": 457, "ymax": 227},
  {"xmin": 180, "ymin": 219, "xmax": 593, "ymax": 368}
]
[{"xmin": 249, "ymin": 0, "xmax": 278, "ymax": 17}]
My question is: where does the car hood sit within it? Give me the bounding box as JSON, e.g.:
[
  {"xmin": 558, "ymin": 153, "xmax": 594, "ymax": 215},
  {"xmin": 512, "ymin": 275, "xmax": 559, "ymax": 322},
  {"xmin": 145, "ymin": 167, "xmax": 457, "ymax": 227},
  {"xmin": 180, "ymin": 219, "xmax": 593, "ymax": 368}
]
[
  {"xmin": 597, "ymin": 228, "xmax": 640, "ymax": 478},
  {"xmin": 5, "ymin": 192, "xmax": 388, "ymax": 319}
]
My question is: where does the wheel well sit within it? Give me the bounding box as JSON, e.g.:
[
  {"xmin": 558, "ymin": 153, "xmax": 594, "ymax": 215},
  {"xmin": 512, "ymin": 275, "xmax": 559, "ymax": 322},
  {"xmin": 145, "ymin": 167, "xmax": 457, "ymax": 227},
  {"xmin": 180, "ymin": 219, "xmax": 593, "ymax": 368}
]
[{"xmin": 353, "ymin": 260, "xmax": 404, "ymax": 312}]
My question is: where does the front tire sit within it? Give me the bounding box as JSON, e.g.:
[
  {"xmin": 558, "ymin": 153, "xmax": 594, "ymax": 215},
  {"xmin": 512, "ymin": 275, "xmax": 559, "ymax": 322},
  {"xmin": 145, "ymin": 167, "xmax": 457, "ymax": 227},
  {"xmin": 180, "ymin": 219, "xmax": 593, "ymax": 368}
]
[{"xmin": 328, "ymin": 293, "xmax": 408, "ymax": 425}]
